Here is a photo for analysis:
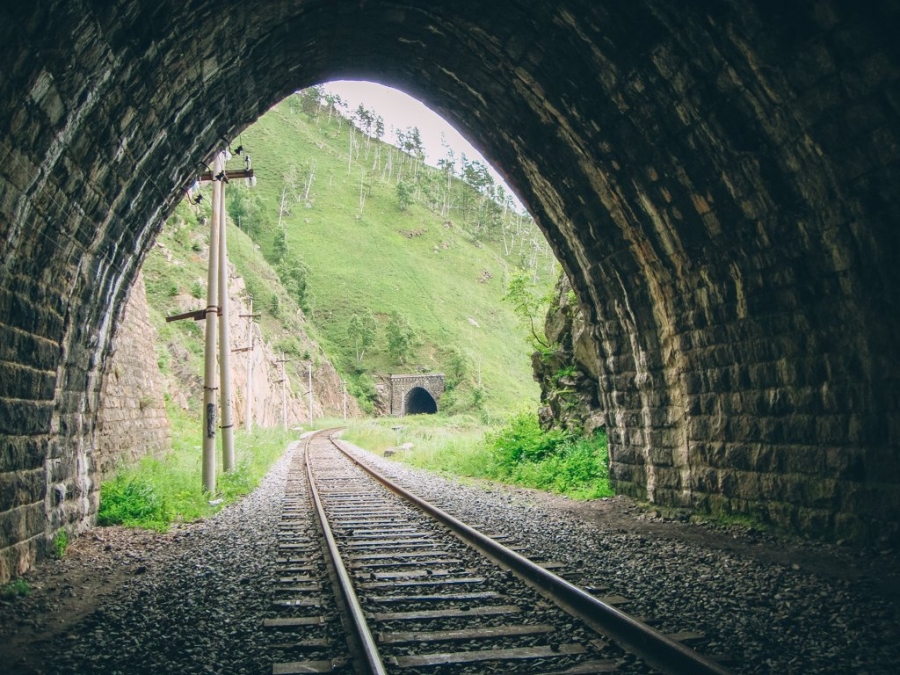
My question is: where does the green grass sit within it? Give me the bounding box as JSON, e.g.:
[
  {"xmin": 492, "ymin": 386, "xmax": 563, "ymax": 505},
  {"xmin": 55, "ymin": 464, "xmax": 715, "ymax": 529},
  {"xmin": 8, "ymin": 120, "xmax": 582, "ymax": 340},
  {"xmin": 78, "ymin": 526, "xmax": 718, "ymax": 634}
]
[
  {"xmin": 51, "ymin": 531, "xmax": 68, "ymax": 559},
  {"xmin": 0, "ymin": 579, "xmax": 31, "ymax": 599},
  {"xmin": 340, "ymin": 413, "xmax": 613, "ymax": 499},
  {"xmin": 97, "ymin": 404, "xmax": 296, "ymax": 531},
  {"xmin": 230, "ymin": 98, "xmax": 551, "ymax": 416}
]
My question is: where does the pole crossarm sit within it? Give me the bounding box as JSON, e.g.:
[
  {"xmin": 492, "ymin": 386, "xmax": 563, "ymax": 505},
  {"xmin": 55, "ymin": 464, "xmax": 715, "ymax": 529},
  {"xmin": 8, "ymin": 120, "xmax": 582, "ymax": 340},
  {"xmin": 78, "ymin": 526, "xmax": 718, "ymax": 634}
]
[
  {"xmin": 165, "ymin": 308, "xmax": 207, "ymax": 322},
  {"xmin": 198, "ymin": 168, "xmax": 255, "ymax": 184}
]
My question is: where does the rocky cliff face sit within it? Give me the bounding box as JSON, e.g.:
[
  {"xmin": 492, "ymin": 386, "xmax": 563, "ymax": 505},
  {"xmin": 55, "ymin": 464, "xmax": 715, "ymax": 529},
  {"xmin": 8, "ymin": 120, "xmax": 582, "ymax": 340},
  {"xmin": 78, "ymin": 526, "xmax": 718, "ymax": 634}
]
[
  {"xmin": 532, "ymin": 276, "xmax": 605, "ymax": 437},
  {"xmin": 159, "ymin": 260, "xmax": 361, "ymax": 428}
]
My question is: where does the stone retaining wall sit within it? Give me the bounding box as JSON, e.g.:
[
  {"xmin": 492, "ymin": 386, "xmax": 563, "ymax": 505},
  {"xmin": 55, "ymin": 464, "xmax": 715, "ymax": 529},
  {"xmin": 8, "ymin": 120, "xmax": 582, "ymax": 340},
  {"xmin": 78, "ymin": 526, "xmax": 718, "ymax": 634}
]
[{"xmin": 96, "ymin": 272, "xmax": 170, "ymax": 477}]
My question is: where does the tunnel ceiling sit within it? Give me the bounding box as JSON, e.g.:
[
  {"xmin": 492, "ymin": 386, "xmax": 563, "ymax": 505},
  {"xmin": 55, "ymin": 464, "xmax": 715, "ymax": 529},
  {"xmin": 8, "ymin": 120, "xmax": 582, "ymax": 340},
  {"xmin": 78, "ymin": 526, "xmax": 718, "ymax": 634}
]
[{"xmin": 1, "ymin": 0, "xmax": 900, "ymax": 579}]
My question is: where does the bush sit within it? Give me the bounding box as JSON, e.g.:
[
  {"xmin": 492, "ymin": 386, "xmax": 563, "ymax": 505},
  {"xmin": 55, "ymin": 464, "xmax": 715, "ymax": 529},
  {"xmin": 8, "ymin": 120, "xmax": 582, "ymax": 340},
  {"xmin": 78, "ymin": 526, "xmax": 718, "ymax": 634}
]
[
  {"xmin": 0, "ymin": 579, "xmax": 31, "ymax": 599},
  {"xmin": 486, "ymin": 413, "xmax": 612, "ymax": 498},
  {"xmin": 97, "ymin": 476, "xmax": 171, "ymax": 531},
  {"xmin": 487, "ymin": 411, "xmax": 571, "ymax": 469}
]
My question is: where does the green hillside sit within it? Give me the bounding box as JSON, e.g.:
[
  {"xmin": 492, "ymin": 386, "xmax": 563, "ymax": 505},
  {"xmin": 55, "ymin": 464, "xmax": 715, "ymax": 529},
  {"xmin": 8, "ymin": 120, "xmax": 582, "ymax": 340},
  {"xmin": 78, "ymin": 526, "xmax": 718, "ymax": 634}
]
[
  {"xmin": 143, "ymin": 199, "xmax": 332, "ymax": 406},
  {"xmin": 221, "ymin": 88, "xmax": 556, "ymax": 416}
]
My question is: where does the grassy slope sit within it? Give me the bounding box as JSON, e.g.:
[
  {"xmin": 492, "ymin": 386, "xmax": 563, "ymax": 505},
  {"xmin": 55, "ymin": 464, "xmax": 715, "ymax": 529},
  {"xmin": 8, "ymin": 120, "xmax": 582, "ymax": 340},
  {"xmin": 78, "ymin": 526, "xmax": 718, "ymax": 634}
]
[{"xmin": 232, "ymin": 101, "xmax": 541, "ymax": 416}]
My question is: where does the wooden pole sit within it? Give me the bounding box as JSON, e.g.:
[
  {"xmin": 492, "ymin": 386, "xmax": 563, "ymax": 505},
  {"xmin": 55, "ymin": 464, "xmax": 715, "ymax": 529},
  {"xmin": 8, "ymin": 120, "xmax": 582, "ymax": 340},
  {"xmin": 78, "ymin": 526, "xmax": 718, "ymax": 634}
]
[
  {"xmin": 218, "ymin": 167, "xmax": 235, "ymax": 472},
  {"xmin": 281, "ymin": 351, "xmax": 287, "ymax": 429},
  {"xmin": 308, "ymin": 363, "xmax": 313, "ymax": 423},
  {"xmin": 201, "ymin": 151, "xmax": 224, "ymax": 494},
  {"xmin": 245, "ymin": 297, "xmax": 254, "ymax": 434}
]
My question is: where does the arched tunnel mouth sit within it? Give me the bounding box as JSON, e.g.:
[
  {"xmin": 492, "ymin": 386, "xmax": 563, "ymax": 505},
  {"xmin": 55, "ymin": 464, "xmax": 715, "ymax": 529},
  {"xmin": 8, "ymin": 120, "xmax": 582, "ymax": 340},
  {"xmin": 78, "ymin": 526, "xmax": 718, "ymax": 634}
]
[
  {"xmin": 0, "ymin": 0, "xmax": 898, "ymax": 569},
  {"xmin": 404, "ymin": 387, "xmax": 438, "ymax": 415}
]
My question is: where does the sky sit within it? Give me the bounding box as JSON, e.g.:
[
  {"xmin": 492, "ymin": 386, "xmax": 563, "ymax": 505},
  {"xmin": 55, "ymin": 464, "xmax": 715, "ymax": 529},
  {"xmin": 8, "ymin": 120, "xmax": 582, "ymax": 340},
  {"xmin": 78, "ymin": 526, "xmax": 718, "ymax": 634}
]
[{"xmin": 322, "ymin": 80, "xmax": 524, "ymax": 211}]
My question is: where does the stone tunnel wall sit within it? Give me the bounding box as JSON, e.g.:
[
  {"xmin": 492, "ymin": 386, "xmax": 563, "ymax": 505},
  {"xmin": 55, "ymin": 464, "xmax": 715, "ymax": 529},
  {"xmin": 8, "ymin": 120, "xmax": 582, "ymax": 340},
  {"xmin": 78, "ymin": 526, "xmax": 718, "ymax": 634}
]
[
  {"xmin": 95, "ymin": 271, "xmax": 170, "ymax": 478},
  {"xmin": 1, "ymin": 1, "xmax": 900, "ymax": 578},
  {"xmin": 538, "ymin": 272, "xmax": 898, "ymax": 545}
]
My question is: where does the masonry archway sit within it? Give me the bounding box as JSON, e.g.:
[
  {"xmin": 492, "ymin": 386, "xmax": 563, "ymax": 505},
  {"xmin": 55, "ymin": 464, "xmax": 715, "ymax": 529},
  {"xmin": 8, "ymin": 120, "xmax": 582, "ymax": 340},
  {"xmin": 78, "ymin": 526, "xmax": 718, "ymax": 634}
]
[
  {"xmin": 389, "ymin": 375, "xmax": 444, "ymax": 416},
  {"xmin": 2, "ymin": 1, "xmax": 900, "ymax": 578}
]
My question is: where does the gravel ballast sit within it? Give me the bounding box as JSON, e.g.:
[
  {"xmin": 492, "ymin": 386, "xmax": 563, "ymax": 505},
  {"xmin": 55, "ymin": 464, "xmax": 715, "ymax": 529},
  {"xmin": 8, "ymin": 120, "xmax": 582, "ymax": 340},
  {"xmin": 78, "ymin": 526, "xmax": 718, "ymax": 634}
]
[{"xmin": 2, "ymin": 438, "xmax": 899, "ymax": 674}]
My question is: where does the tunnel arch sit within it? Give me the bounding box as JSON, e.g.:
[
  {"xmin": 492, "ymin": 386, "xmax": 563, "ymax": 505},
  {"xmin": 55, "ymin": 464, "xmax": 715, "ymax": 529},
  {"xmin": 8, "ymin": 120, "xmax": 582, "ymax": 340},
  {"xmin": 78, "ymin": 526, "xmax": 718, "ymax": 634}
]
[
  {"xmin": 2, "ymin": 1, "xmax": 900, "ymax": 577},
  {"xmin": 404, "ymin": 387, "xmax": 438, "ymax": 416}
]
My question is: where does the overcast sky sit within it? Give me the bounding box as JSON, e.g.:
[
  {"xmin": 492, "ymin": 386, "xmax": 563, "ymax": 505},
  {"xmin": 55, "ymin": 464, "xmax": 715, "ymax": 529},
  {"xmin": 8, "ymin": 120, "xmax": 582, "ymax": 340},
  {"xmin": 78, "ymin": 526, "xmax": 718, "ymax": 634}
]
[{"xmin": 322, "ymin": 80, "xmax": 524, "ymax": 211}]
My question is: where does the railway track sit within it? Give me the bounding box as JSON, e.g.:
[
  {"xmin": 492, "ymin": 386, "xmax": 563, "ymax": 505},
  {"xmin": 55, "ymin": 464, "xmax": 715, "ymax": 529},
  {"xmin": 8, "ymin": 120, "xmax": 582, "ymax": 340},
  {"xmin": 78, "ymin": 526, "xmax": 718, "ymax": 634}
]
[{"xmin": 265, "ymin": 431, "xmax": 732, "ymax": 675}]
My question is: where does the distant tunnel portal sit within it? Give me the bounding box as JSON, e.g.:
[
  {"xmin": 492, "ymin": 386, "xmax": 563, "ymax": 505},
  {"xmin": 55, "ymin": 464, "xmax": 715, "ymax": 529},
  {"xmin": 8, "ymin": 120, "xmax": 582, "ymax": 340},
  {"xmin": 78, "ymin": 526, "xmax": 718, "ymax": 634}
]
[{"xmin": 404, "ymin": 387, "xmax": 438, "ymax": 416}]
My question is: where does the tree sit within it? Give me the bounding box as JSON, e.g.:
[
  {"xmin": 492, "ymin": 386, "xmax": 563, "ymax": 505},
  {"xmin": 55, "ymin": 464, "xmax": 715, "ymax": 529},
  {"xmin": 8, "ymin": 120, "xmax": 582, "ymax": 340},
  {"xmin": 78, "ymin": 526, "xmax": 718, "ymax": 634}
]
[
  {"xmin": 277, "ymin": 255, "xmax": 310, "ymax": 310},
  {"xmin": 396, "ymin": 180, "xmax": 413, "ymax": 211},
  {"xmin": 273, "ymin": 228, "xmax": 288, "ymax": 260},
  {"xmin": 227, "ymin": 186, "xmax": 264, "ymax": 235},
  {"xmin": 268, "ymin": 293, "xmax": 281, "ymax": 318},
  {"xmin": 503, "ymin": 270, "xmax": 552, "ymax": 350},
  {"xmin": 446, "ymin": 346, "xmax": 469, "ymax": 389},
  {"xmin": 385, "ymin": 312, "xmax": 415, "ymax": 365},
  {"xmin": 347, "ymin": 310, "xmax": 377, "ymax": 364}
]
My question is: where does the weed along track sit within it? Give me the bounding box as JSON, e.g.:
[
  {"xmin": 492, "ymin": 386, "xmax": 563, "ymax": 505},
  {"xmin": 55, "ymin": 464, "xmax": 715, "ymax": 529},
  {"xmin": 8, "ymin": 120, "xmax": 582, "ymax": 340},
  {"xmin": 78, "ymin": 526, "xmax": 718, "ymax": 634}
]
[{"xmin": 266, "ymin": 431, "xmax": 732, "ymax": 675}]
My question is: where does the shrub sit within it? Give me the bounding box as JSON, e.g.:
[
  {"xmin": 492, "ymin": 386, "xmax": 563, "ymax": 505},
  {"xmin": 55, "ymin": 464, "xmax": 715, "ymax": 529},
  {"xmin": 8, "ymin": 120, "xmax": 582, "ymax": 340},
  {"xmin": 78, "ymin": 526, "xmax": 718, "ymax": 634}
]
[
  {"xmin": 0, "ymin": 579, "xmax": 31, "ymax": 599},
  {"xmin": 487, "ymin": 411, "xmax": 571, "ymax": 470},
  {"xmin": 97, "ymin": 476, "xmax": 171, "ymax": 531},
  {"xmin": 485, "ymin": 413, "xmax": 612, "ymax": 498}
]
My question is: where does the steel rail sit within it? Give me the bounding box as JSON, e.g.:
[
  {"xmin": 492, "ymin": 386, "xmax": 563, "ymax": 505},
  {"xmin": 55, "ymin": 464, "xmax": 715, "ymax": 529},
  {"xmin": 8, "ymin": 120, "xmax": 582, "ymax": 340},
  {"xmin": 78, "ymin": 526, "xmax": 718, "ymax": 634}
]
[
  {"xmin": 304, "ymin": 434, "xmax": 388, "ymax": 675},
  {"xmin": 330, "ymin": 434, "xmax": 733, "ymax": 675}
]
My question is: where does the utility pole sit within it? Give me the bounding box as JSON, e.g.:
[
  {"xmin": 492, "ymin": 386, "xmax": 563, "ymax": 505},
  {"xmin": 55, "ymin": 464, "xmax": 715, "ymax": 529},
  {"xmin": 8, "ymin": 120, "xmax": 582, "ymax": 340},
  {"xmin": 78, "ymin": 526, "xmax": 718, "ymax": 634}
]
[
  {"xmin": 308, "ymin": 362, "xmax": 314, "ymax": 423},
  {"xmin": 276, "ymin": 352, "xmax": 288, "ymax": 429},
  {"xmin": 170, "ymin": 148, "xmax": 254, "ymax": 493},
  {"xmin": 201, "ymin": 151, "xmax": 224, "ymax": 494},
  {"xmin": 342, "ymin": 380, "xmax": 347, "ymax": 421},
  {"xmin": 237, "ymin": 297, "xmax": 259, "ymax": 433},
  {"xmin": 217, "ymin": 159, "xmax": 235, "ymax": 473}
]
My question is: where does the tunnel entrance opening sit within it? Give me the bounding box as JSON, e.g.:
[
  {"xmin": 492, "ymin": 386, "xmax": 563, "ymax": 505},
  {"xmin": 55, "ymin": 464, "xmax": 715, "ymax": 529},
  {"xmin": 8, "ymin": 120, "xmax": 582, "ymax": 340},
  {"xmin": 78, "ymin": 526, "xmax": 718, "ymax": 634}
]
[
  {"xmin": 404, "ymin": 387, "xmax": 438, "ymax": 415},
  {"xmin": 2, "ymin": 1, "xmax": 900, "ymax": 583}
]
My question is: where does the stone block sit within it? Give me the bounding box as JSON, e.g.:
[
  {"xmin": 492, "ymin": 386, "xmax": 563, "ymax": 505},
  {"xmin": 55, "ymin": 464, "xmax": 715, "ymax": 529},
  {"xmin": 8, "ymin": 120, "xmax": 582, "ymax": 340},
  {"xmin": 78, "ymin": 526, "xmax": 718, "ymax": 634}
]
[
  {"xmin": 722, "ymin": 444, "xmax": 752, "ymax": 471},
  {"xmin": 783, "ymin": 446, "xmax": 826, "ymax": 474},
  {"xmin": 654, "ymin": 467, "xmax": 685, "ymax": 490},
  {"xmin": 0, "ymin": 537, "xmax": 39, "ymax": 584},
  {"xmin": 816, "ymin": 415, "xmax": 848, "ymax": 444},
  {"xmin": 653, "ymin": 486, "xmax": 691, "ymax": 508},
  {"xmin": 690, "ymin": 467, "xmax": 718, "ymax": 493},
  {"xmin": 733, "ymin": 470, "xmax": 763, "ymax": 500},
  {"xmin": 765, "ymin": 501, "xmax": 797, "ymax": 530},
  {"xmin": 0, "ymin": 323, "xmax": 60, "ymax": 372},
  {"xmin": 0, "ymin": 502, "xmax": 44, "ymax": 549},
  {"xmin": 798, "ymin": 476, "xmax": 840, "ymax": 509},
  {"xmin": 795, "ymin": 507, "xmax": 833, "ymax": 537},
  {"xmin": 0, "ymin": 437, "xmax": 47, "ymax": 472},
  {"xmin": 609, "ymin": 443, "xmax": 638, "ymax": 466},
  {"xmin": 0, "ymin": 398, "xmax": 54, "ymax": 435},
  {"xmin": 0, "ymin": 468, "xmax": 45, "ymax": 510},
  {"xmin": 749, "ymin": 444, "xmax": 778, "ymax": 473},
  {"xmin": 0, "ymin": 362, "xmax": 56, "ymax": 400}
]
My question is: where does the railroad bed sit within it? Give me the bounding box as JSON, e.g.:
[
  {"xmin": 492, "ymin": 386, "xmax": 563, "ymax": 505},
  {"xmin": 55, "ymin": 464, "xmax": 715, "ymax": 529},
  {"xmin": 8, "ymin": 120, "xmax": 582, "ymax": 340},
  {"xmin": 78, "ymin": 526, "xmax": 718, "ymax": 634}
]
[{"xmin": 265, "ymin": 431, "xmax": 731, "ymax": 675}]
